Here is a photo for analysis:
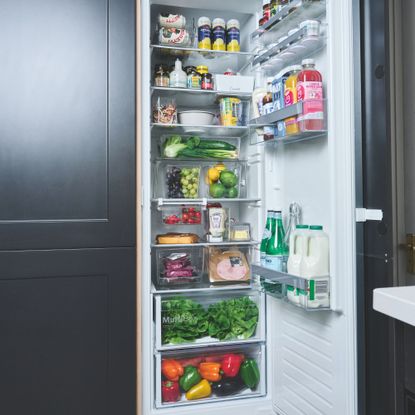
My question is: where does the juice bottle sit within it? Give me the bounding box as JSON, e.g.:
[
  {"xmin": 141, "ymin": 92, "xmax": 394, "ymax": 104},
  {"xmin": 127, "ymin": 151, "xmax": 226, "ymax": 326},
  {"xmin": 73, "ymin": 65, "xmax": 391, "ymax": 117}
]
[
  {"xmin": 283, "ymin": 65, "xmax": 302, "ymax": 135},
  {"xmin": 296, "ymin": 59, "xmax": 324, "ymax": 131},
  {"xmin": 265, "ymin": 210, "xmax": 289, "ymax": 272}
]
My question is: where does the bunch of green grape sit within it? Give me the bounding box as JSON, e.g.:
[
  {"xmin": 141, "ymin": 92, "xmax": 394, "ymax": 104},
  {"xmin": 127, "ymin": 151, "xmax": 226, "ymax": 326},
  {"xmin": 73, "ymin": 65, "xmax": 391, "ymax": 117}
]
[{"xmin": 180, "ymin": 167, "xmax": 200, "ymax": 199}]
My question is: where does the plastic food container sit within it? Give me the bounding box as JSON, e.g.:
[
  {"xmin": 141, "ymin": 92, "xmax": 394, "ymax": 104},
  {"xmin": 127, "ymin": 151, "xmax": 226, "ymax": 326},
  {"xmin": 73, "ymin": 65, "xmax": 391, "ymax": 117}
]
[
  {"xmin": 203, "ymin": 162, "xmax": 245, "ymax": 199},
  {"xmin": 162, "ymin": 206, "xmax": 203, "ymax": 225},
  {"xmin": 299, "ymin": 19, "xmax": 321, "ymax": 37},
  {"xmin": 153, "ymin": 97, "xmax": 177, "ymax": 124},
  {"xmin": 156, "ymin": 247, "xmax": 204, "ymax": 286},
  {"xmin": 207, "ymin": 245, "xmax": 252, "ymax": 283},
  {"xmin": 230, "ymin": 223, "xmax": 251, "ymax": 241},
  {"xmin": 154, "ymin": 343, "xmax": 266, "ymax": 407},
  {"xmin": 164, "ymin": 164, "xmax": 201, "ymax": 199}
]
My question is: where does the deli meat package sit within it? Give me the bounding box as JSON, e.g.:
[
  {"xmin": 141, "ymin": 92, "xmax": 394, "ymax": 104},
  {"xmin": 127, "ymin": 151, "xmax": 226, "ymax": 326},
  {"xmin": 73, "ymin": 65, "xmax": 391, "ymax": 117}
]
[{"xmin": 208, "ymin": 247, "xmax": 250, "ymax": 283}]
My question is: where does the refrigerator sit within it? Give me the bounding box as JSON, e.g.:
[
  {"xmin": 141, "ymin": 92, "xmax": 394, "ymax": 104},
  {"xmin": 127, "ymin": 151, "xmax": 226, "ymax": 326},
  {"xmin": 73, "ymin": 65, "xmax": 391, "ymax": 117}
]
[{"xmin": 140, "ymin": 0, "xmax": 358, "ymax": 414}]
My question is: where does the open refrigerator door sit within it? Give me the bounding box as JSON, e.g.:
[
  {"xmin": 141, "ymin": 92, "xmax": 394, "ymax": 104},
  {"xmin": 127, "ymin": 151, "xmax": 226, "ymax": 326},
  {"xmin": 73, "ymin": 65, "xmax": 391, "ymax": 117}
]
[{"xmin": 141, "ymin": 0, "xmax": 357, "ymax": 414}]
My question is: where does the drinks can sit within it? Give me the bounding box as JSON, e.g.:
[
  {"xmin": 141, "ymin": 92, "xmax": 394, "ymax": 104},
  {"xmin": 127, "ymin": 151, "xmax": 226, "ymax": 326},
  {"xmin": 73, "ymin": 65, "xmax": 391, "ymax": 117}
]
[
  {"xmin": 226, "ymin": 19, "xmax": 240, "ymax": 52},
  {"xmin": 212, "ymin": 18, "xmax": 226, "ymax": 51},
  {"xmin": 198, "ymin": 16, "xmax": 212, "ymax": 50},
  {"xmin": 220, "ymin": 97, "xmax": 242, "ymax": 126}
]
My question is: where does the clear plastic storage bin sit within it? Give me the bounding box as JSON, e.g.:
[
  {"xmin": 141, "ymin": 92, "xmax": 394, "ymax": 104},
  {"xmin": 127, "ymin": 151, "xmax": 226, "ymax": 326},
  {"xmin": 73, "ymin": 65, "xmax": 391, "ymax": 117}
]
[
  {"xmin": 155, "ymin": 290, "xmax": 265, "ymax": 350},
  {"xmin": 156, "ymin": 246, "xmax": 204, "ymax": 287},
  {"xmin": 155, "ymin": 343, "xmax": 266, "ymax": 408}
]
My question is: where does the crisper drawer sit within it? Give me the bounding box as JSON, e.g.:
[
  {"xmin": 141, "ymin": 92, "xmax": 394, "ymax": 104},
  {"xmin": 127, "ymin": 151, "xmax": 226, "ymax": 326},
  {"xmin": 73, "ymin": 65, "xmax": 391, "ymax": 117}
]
[
  {"xmin": 154, "ymin": 343, "xmax": 266, "ymax": 408},
  {"xmin": 154, "ymin": 289, "xmax": 265, "ymax": 350}
]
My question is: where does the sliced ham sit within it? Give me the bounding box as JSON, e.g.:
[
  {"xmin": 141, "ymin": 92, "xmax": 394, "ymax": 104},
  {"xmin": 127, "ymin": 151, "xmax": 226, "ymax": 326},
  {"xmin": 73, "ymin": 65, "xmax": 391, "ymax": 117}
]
[{"xmin": 216, "ymin": 258, "xmax": 247, "ymax": 280}]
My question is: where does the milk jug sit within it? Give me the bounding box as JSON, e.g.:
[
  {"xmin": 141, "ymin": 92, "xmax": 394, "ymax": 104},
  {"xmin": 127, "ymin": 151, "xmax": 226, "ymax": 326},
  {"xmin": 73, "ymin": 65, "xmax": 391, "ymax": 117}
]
[
  {"xmin": 286, "ymin": 225, "xmax": 309, "ymax": 305},
  {"xmin": 299, "ymin": 225, "xmax": 330, "ymax": 308}
]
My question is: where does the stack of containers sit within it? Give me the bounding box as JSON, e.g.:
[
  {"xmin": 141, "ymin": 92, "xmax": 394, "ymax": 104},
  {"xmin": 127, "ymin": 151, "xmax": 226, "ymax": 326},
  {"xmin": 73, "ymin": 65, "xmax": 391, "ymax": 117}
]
[
  {"xmin": 158, "ymin": 14, "xmax": 191, "ymax": 47},
  {"xmin": 197, "ymin": 17, "xmax": 241, "ymax": 52}
]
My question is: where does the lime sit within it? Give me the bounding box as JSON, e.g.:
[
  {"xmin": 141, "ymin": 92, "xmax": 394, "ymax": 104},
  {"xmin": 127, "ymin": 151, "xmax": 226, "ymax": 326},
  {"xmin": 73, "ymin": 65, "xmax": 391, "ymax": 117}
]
[
  {"xmin": 210, "ymin": 182, "xmax": 226, "ymax": 198},
  {"xmin": 219, "ymin": 170, "xmax": 237, "ymax": 188},
  {"xmin": 226, "ymin": 187, "xmax": 239, "ymax": 198}
]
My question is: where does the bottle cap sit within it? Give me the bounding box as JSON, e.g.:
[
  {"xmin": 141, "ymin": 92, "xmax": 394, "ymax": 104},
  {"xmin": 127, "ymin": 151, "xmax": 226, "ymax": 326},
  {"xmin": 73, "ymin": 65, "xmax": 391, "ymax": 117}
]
[
  {"xmin": 310, "ymin": 225, "xmax": 323, "ymax": 230},
  {"xmin": 198, "ymin": 16, "xmax": 211, "ymax": 27},
  {"xmin": 212, "ymin": 18, "xmax": 226, "ymax": 28},
  {"xmin": 227, "ymin": 19, "xmax": 240, "ymax": 30},
  {"xmin": 296, "ymin": 224, "xmax": 309, "ymax": 229},
  {"xmin": 302, "ymin": 58, "xmax": 315, "ymax": 66}
]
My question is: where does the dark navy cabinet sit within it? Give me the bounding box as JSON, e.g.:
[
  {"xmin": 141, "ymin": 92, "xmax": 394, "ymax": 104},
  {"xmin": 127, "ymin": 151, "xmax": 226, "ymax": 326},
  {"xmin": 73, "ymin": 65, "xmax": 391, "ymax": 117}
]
[{"xmin": 0, "ymin": 1, "xmax": 136, "ymax": 414}]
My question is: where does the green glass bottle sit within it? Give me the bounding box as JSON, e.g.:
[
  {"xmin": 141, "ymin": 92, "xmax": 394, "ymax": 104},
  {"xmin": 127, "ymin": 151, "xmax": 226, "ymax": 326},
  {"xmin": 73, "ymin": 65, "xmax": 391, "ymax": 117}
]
[
  {"xmin": 265, "ymin": 210, "xmax": 288, "ymax": 272},
  {"xmin": 260, "ymin": 210, "xmax": 274, "ymax": 266}
]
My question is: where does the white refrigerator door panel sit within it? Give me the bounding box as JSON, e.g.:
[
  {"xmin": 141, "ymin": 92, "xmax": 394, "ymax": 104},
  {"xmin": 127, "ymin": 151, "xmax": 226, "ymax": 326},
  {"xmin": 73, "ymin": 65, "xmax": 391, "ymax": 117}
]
[{"xmin": 272, "ymin": 0, "xmax": 357, "ymax": 414}]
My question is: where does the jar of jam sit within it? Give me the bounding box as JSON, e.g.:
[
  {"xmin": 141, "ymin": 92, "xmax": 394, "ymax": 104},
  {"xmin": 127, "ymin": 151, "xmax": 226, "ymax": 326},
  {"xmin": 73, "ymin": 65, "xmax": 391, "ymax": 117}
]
[
  {"xmin": 154, "ymin": 64, "xmax": 170, "ymax": 87},
  {"xmin": 263, "ymin": 0, "xmax": 272, "ymax": 23},
  {"xmin": 197, "ymin": 66, "xmax": 214, "ymax": 90}
]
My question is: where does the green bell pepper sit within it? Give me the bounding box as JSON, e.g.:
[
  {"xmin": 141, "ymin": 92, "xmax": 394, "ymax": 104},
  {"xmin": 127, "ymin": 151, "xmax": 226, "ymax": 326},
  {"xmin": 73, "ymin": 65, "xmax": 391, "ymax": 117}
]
[
  {"xmin": 179, "ymin": 365, "xmax": 201, "ymax": 392},
  {"xmin": 240, "ymin": 359, "xmax": 260, "ymax": 389}
]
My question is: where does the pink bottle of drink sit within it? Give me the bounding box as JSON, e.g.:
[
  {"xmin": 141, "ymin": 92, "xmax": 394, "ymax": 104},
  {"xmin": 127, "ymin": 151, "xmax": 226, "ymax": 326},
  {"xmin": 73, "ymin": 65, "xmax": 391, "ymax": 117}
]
[{"xmin": 296, "ymin": 59, "xmax": 324, "ymax": 131}]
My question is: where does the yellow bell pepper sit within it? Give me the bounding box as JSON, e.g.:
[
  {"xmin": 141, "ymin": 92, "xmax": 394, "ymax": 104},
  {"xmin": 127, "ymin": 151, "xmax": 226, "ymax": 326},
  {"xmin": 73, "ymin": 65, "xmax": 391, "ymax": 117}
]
[{"xmin": 185, "ymin": 379, "xmax": 212, "ymax": 400}]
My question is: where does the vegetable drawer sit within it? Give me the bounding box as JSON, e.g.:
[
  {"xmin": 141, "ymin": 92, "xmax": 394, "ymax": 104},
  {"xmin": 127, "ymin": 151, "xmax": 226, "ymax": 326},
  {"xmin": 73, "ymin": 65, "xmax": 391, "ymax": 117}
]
[
  {"xmin": 155, "ymin": 343, "xmax": 266, "ymax": 408},
  {"xmin": 154, "ymin": 289, "xmax": 265, "ymax": 350}
]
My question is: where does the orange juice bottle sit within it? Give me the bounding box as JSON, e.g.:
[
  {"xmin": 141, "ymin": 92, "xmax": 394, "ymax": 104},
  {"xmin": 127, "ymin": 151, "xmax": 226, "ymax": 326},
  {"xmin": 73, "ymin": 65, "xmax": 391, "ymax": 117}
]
[{"xmin": 284, "ymin": 65, "xmax": 302, "ymax": 135}]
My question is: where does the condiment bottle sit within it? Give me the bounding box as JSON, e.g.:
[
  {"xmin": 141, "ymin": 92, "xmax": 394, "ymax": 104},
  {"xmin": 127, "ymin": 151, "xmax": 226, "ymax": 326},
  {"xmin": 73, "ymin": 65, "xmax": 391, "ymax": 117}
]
[
  {"xmin": 226, "ymin": 19, "xmax": 240, "ymax": 52},
  {"xmin": 197, "ymin": 65, "xmax": 213, "ymax": 90},
  {"xmin": 198, "ymin": 16, "xmax": 212, "ymax": 50},
  {"xmin": 212, "ymin": 18, "xmax": 226, "ymax": 51},
  {"xmin": 296, "ymin": 59, "xmax": 324, "ymax": 131},
  {"xmin": 284, "ymin": 65, "xmax": 302, "ymax": 135},
  {"xmin": 154, "ymin": 64, "xmax": 170, "ymax": 87},
  {"xmin": 271, "ymin": 0, "xmax": 281, "ymax": 16},
  {"xmin": 262, "ymin": 77, "xmax": 275, "ymax": 141},
  {"xmin": 263, "ymin": 0, "xmax": 272, "ymax": 23},
  {"xmin": 169, "ymin": 59, "xmax": 187, "ymax": 88}
]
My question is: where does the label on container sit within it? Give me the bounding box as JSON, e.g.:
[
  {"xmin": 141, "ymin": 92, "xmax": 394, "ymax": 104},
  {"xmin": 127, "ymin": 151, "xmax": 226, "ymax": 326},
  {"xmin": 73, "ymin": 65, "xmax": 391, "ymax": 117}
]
[
  {"xmin": 187, "ymin": 74, "xmax": 201, "ymax": 89},
  {"xmin": 212, "ymin": 26, "xmax": 226, "ymax": 51},
  {"xmin": 265, "ymin": 255, "xmax": 287, "ymax": 272},
  {"xmin": 198, "ymin": 26, "xmax": 212, "ymax": 49},
  {"xmin": 263, "ymin": 102, "xmax": 274, "ymax": 138},
  {"xmin": 298, "ymin": 279, "xmax": 330, "ymax": 308},
  {"xmin": 297, "ymin": 81, "xmax": 324, "ymax": 121}
]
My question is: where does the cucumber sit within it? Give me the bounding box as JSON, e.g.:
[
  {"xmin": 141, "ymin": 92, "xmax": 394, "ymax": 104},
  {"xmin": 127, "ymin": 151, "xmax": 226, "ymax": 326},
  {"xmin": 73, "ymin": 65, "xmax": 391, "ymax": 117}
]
[{"xmin": 197, "ymin": 140, "xmax": 236, "ymax": 151}]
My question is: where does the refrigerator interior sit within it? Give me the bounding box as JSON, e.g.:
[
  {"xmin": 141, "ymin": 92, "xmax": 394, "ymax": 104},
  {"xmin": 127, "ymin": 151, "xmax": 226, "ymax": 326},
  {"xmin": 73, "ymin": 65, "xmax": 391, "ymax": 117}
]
[{"xmin": 141, "ymin": 0, "xmax": 357, "ymax": 414}]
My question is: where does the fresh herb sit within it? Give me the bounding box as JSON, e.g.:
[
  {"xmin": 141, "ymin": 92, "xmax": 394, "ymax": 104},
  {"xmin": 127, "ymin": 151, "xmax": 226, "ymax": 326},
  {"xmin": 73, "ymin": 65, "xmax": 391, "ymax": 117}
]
[
  {"xmin": 161, "ymin": 298, "xmax": 208, "ymax": 344},
  {"xmin": 207, "ymin": 297, "xmax": 259, "ymax": 341}
]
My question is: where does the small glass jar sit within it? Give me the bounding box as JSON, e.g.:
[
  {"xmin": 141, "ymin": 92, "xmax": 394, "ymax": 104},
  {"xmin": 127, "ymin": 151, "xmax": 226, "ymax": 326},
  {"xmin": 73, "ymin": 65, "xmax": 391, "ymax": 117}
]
[
  {"xmin": 184, "ymin": 66, "xmax": 201, "ymax": 89},
  {"xmin": 154, "ymin": 64, "xmax": 170, "ymax": 87},
  {"xmin": 196, "ymin": 66, "xmax": 214, "ymax": 90}
]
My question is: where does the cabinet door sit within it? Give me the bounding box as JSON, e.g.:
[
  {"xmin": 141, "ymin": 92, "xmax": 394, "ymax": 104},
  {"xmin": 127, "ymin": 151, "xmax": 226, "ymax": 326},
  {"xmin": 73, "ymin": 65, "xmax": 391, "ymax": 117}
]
[
  {"xmin": 0, "ymin": 248, "xmax": 135, "ymax": 415},
  {"xmin": 0, "ymin": 0, "xmax": 135, "ymax": 249}
]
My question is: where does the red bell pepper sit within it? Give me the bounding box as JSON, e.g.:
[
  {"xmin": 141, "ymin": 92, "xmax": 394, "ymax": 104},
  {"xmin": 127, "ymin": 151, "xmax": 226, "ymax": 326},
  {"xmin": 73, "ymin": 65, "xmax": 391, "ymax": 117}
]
[
  {"xmin": 161, "ymin": 380, "xmax": 180, "ymax": 402},
  {"xmin": 221, "ymin": 354, "xmax": 243, "ymax": 378}
]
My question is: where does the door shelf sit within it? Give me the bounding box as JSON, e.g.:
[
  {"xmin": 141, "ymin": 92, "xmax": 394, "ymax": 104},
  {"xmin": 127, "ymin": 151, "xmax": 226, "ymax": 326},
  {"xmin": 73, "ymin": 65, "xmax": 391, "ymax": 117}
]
[
  {"xmin": 151, "ymin": 45, "xmax": 253, "ymax": 74},
  {"xmin": 252, "ymin": 27, "xmax": 326, "ymax": 72},
  {"xmin": 251, "ymin": 0, "xmax": 326, "ymax": 43},
  {"xmin": 251, "ymin": 130, "xmax": 327, "ymax": 145},
  {"xmin": 155, "ymin": 344, "xmax": 266, "ymax": 408},
  {"xmin": 252, "ymin": 263, "xmax": 330, "ymax": 310},
  {"xmin": 154, "ymin": 289, "xmax": 265, "ymax": 351}
]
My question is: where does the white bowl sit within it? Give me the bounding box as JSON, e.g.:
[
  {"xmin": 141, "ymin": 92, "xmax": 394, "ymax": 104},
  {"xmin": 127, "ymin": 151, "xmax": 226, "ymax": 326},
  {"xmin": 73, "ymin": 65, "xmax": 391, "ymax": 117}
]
[{"xmin": 178, "ymin": 110, "xmax": 216, "ymax": 128}]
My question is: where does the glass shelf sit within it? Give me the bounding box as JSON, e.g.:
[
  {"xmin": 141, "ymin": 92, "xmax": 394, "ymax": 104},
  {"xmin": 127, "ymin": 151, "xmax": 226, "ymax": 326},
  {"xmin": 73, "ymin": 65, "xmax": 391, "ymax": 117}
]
[
  {"xmin": 152, "ymin": 241, "xmax": 260, "ymax": 249},
  {"xmin": 251, "ymin": 0, "xmax": 326, "ymax": 44},
  {"xmin": 151, "ymin": 123, "xmax": 248, "ymax": 137},
  {"xmin": 152, "ymin": 198, "xmax": 262, "ymax": 208},
  {"xmin": 151, "ymin": 45, "xmax": 253, "ymax": 74},
  {"xmin": 252, "ymin": 263, "xmax": 330, "ymax": 310},
  {"xmin": 151, "ymin": 282, "xmax": 254, "ymax": 295},
  {"xmin": 151, "ymin": 86, "xmax": 251, "ymax": 107}
]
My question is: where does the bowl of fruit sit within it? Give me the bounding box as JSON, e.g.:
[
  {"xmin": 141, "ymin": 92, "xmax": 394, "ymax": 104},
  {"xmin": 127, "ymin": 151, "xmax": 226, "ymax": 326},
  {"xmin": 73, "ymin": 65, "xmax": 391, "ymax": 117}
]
[
  {"xmin": 165, "ymin": 165, "xmax": 201, "ymax": 199},
  {"xmin": 205, "ymin": 163, "xmax": 240, "ymax": 199}
]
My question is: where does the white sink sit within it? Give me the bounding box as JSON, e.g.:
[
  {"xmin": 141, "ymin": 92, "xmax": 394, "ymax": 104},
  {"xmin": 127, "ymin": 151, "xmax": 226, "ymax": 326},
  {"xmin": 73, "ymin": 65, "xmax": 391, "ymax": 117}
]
[{"xmin": 373, "ymin": 286, "xmax": 415, "ymax": 326}]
